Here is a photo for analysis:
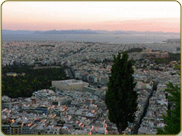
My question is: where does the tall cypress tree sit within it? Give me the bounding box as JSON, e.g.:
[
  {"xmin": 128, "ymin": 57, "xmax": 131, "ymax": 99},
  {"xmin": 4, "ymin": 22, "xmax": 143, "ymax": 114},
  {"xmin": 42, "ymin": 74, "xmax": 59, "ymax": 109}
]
[{"xmin": 105, "ymin": 51, "xmax": 138, "ymax": 134}]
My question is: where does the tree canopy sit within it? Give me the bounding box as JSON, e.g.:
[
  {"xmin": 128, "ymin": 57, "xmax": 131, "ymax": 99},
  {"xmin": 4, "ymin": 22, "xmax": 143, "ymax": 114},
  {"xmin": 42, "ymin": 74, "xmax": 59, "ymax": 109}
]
[
  {"xmin": 2, "ymin": 65, "xmax": 69, "ymax": 98},
  {"xmin": 157, "ymin": 82, "xmax": 180, "ymax": 134},
  {"xmin": 105, "ymin": 51, "xmax": 138, "ymax": 134}
]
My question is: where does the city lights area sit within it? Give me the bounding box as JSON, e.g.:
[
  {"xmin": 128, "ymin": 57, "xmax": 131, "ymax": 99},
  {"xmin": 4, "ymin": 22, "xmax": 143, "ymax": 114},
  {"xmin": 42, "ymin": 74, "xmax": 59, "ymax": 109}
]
[{"xmin": 2, "ymin": 40, "xmax": 180, "ymax": 135}]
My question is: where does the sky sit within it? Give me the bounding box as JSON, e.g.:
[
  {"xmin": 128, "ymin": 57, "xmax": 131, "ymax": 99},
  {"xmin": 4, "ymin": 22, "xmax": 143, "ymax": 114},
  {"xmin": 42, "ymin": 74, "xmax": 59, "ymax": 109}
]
[{"xmin": 2, "ymin": 1, "xmax": 180, "ymax": 33}]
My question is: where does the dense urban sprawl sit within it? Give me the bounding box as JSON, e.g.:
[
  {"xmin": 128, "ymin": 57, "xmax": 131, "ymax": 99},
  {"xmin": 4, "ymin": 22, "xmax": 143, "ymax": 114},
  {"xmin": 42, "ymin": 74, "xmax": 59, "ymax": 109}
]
[{"xmin": 2, "ymin": 40, "xmax": 180, "ymax": 134}]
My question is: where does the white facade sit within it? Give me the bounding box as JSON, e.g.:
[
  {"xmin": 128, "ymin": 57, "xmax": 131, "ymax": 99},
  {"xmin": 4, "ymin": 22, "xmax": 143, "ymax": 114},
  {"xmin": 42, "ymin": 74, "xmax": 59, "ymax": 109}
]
[{"xmin": 52, "ymin": 79, "xmax": 89, "ymax": 91}]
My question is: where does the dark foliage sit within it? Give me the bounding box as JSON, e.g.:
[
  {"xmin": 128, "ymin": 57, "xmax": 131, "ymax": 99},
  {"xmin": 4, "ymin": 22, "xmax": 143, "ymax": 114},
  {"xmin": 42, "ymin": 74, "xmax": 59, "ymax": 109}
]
[
  {"xmin": 126, "ymin": 48, "xmax": 143, "ymax": 53},
  {"xmin": 105, "ymin": 52, "xmax": 138, "ymax": 134},
  {"xmin": 2, "ymin": 65, "xmax": 69, "ymax": 98},
  {"xmin": 157, "ymin": 82, "xmax": 180, "ymax": 134},
  {"xmin": 151, "ymin": 53, "xmax": 180, "ymax": 64}
]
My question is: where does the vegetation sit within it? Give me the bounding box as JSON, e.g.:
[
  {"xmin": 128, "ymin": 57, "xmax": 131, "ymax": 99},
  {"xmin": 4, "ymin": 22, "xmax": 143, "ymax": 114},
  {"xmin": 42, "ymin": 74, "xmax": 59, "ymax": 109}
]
[
  {"xmin": 57, "ymin": 120, "xmax": 65, "ymax": 127},
  {"xmin": 126, "ymin": 48, "xmax": 143, "ymax": 53},
  {"xmin": 2, "ymin": 65, "xmax": 69, "ymax": 98},
  {"xmin": 2, "ymin": 119, "xmax": 11, "ymax": 125},
  {"xmin": 174, "ymin": 62, "xmax": 180, "ymax": 70},
  {"xmin": 157, "ymin": 82, "xmax": 180, "ymax": 134},
  {"xmin": 105, "ymin": 52, "xmax": 138, "ymax": 134},
  {"xmin": 151, "ymin": 53, "xmax": 180, "ymax": 64},
  {"xmin": 176, "ymin": 47, "xmax": 180, "ymax": 51}
]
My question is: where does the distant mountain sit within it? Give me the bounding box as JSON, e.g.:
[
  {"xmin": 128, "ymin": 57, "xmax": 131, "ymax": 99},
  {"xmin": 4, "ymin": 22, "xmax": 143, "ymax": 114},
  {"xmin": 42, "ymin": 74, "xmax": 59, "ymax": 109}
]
[
  {"xmin": 2, "ymin": 29, "xmax": 180, "ymax": 35},
  {"xmin": 95, "ymin": 30, "xmax": 180, "ymax": 35},
  {"xmin": 34, "ymin": 29, "xmax": 98, "ymax": 34},
  {"xmin": 2, "ymin": 30, "xmax": 35, "ymax": 34}
]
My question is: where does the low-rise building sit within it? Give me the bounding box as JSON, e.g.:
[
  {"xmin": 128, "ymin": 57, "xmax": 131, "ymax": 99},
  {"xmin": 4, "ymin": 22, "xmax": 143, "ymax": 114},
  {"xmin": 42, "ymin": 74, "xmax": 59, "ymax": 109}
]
[{"xmin": 52, "ymin": 79, "xmax": 89, "ymax": 91}]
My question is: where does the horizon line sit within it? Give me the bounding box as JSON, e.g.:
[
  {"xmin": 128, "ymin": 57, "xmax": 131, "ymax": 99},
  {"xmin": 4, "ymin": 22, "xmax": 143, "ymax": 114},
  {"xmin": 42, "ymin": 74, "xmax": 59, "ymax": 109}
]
[{"xmin": 2, "ymin": 29, "xmax": 180, "ymax": 34}]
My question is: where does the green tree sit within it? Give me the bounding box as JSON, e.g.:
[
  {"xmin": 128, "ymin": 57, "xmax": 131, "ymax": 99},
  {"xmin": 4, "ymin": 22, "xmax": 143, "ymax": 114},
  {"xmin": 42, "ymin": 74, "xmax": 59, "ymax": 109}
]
[
  {"xmin": 2, "ymin": 65, "xmax": 69, "ymax": 98},
  {"xmin": 105, "ymin": 52, "xmax": 138, "ymax": 134},
  {"xmin": 174, "ymin": 62, "xmax": 180, "ymax": 70},
  {"xmin": 157, "ymin": 82, "xmax": 180, "ymax": 134}
]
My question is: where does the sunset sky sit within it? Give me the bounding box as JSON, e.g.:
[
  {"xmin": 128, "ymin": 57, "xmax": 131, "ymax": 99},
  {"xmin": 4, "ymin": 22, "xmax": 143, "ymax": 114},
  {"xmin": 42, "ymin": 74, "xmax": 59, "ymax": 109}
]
[{"xmin": 2, "ymin": 1, "xmax": 180, "ymax": 33}]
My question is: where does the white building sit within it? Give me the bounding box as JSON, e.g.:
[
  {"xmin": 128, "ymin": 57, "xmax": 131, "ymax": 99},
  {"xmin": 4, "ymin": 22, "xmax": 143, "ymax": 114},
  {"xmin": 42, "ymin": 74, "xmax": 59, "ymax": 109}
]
[{"xmin": 52, "ymin": 79, "xmax": 89, "ymax": 91}]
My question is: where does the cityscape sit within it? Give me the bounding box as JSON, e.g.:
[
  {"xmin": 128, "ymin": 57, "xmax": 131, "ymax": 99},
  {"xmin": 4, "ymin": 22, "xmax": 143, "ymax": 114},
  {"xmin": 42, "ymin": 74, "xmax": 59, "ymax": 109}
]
[
  {"xmin": 1, "ymin": 1, "xmax": 181, "ymax": 135},
  {"xmin": 2, "ymin": 39, "xmax": 180, "ymax": 134}
]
